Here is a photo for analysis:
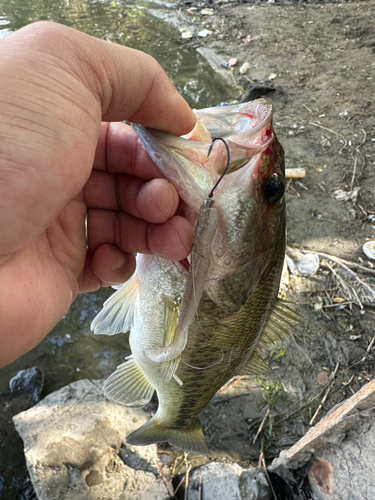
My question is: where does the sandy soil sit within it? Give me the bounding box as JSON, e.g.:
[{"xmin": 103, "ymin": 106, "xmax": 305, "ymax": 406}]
[{"xmin": 169, "ymin": 0, "xmax": 375, "ymax": 466}]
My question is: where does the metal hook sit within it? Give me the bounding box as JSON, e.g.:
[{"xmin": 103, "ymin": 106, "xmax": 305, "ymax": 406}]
[{"xmin": 207, "ymin": 137, "xmax": 230, "ymax": 198}]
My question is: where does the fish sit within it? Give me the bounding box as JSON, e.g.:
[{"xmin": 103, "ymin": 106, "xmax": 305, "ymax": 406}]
[{"xmin": 91, "ymin": 98, "xmax": 297, "ymax": 455}]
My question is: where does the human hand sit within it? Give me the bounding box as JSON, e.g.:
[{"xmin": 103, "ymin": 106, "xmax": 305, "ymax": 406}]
[{"xmin": 0, "ymin": 22, "xmax": 196, "ymax": 367}]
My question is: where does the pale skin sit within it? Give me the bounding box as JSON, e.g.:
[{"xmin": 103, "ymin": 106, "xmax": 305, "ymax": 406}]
[{"xmin": 0, "ymin": 22, "xmax": 196, "ymax": 368}]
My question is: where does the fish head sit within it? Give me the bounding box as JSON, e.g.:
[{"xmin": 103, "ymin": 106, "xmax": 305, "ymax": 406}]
[{"xmin": 133, "ymin": 99, "xmax": 285, "ymax": 308}]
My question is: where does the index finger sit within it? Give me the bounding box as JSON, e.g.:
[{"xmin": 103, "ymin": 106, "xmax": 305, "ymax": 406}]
[{"xmin": 94, "ymin": 122, "xmax": 162, "ymax": 179}]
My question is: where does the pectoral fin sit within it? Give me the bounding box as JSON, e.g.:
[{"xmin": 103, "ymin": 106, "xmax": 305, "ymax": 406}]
[
  {"xmin": 91, "ymin": 273, "xmax": 139, "ymax": 336},
  {"xmin": 103, "ymin": 356, "xmax": 154, "ymax": 407},
  {"xmin": 145, "ymin": 296, "xmax": 183, "ymax": 382}
]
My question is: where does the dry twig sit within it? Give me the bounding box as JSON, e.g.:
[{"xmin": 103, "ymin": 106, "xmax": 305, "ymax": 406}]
[{"xmin": 309, "ymin": 362, "xmax": 339, "ymax": 425}]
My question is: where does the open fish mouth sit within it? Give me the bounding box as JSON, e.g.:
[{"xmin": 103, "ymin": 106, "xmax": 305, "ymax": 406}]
[{"xmin": 133, "ymin": 99, "xmax": 275, "ymax": 214}]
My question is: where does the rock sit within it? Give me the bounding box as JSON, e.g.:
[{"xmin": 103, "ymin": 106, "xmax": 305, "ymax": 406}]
[
  {"xmin": 13, "ymin": 379, "xmax": 172, "ymax": 500},
  {"xmin": 269, "ymin": 379, "xmax": 375, "ymax": 500},
  {"xmin": 196, "ymin": 48, "xmax": 234, "ymax": 84},
  {"xmin": 187, "ymin": 462, "xmax": 271, "ymax": 500},
  {"xmin": 9, "ymin": 367, "xmax": 44, "ymax": 405}
]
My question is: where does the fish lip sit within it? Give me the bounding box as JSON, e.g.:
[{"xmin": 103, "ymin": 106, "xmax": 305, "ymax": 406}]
[{"xmin": 194, "ymin": 99, "xmax": 273, "ymax": 143}]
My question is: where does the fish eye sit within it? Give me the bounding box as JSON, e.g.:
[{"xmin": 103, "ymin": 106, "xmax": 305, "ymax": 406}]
[{"xmin": 263, "ymin": 173, "xmax": 285, "ymax": 203}]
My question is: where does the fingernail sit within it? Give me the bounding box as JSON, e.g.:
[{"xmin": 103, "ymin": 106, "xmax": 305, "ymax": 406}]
[{"xmin": 112, "ymin": 252, "xmax": 127, "ymax": 271}]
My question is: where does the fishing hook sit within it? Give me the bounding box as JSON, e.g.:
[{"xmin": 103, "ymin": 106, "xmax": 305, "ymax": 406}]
[{"xmin": 207, "ymin": 137, "xmax": 230, "ymax": 198}]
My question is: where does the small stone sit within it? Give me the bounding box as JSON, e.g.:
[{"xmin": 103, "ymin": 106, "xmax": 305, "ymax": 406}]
[
  {"xmin": 9, "ymin": 367, "xmax": 44, "ymax": 405},
  {"xmin": 239, "ymin": 62, "xmax": 250, "ymax": 75},
  {"xmin": 187, "ymin": 463, "xmax": 271, "ymax": 500},
  {"xmin": 198, "ymin": 29, "xmax": 212, "ymax": 37},
  {"xmin": 317, "ymin": 371, "xmax": 329, "ymax": 386}
]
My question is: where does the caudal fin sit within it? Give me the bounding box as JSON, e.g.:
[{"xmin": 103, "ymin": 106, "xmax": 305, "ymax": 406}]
[{"xmin": 126, "ymin": 416, "xmax": 209, "ymax": 455}]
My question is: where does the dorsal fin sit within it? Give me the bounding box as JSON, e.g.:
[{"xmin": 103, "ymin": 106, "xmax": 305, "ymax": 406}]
[
  {"xmin": 90, "ymin": 273, "xmax": 139, "ymax": 336},
  {"xmin": 239, "ymin": 299, "xmax": 300, "ymax": 375},
  {"xmin": 259, "ymin": 299, "xmax": 300, "ymax": 347},
  {"xmin": 239, "ymin": 352, "xmax": 270, "ymax": 376}
]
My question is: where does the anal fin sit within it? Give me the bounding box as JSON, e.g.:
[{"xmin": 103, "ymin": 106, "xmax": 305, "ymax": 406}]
[{"xmin": 103, "ymin": 356, "xmax": 154, "ymax": 407}]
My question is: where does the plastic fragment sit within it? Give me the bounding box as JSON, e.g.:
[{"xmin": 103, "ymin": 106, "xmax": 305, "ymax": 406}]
[
  {"xmin": 286, "ymin": 251, "xmax": 319, "ymax": 276},
  {"xmin": 363, "ymin": 241, "xmax": 375, "ymax": 260}
]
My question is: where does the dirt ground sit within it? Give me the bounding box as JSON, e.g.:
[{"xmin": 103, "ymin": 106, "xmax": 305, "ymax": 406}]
[{"xmin": 166, "ymin": 0, "xmax": 375, "ymax": 468}]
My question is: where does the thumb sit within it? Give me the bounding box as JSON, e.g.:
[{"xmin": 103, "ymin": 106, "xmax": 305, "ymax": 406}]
[{"xmin": 9, "ymin": 21, "xmax": 196, "ymax": 135}]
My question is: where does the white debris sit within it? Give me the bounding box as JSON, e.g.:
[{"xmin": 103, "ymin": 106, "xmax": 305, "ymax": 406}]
[
  {"xmin": 198, "ymin": 29, "xmax": 212, "ymax": 37},
  {"xmin": 239, "ymin": 62, "xmax": 250, "ymax": 75},
  {"xmin": 363, "ymin": 241, "xmax": 375, "ymax": 260},
  {"xmin": 333, "ymin": 186, "xmax": 360, "ymax": 202}
]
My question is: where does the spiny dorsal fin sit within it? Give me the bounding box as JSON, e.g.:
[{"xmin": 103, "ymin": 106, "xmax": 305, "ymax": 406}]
[
  {"xmin": 91, "ymin": 273, "xmax": 139, "ymax": 336},
  {"xmin": 240, "ymin": 299, "xmax": 299, "ymax": 375},
  {"xmin": 103, "ymin": 355, "xmax": 154, "ymax": 407}
]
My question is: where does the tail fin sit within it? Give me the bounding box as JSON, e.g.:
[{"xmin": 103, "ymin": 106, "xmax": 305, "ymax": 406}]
[{"xmin": 126, "ymin": 416, "xmax": 209, "ymax": 455}]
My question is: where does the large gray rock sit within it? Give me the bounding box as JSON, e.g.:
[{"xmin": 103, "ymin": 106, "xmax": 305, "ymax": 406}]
[
  {"xmin": 13, "ymin": 379, "xmax": 172, "ymax": 500},
  {"xmin": 187, "ymin": 462, "xmax": 271, "ymax": 500}
]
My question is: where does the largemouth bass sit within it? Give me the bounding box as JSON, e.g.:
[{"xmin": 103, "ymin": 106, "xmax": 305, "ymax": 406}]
[{"xmin": 91, "ymin": 99, "xmax": 295, "ymax": 455}]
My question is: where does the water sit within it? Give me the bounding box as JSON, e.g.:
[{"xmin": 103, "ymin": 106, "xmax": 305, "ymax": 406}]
[
  {"xmin": 0, "ymin": 0, "xmax": 235, "ymax": 107},
  {"xmin": 0, "ymin": 0, "xmax": 236, "ymax": 497}
]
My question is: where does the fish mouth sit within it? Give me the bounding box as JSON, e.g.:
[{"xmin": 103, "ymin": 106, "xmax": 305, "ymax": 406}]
[{"xmin": 133, "ymin": 99, "xmax": 275, "ymax": 214}]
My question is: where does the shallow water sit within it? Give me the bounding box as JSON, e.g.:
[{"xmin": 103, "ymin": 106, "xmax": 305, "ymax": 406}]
[{"xmin": 0, "ymin": 0, "xmax": 236, "ymax": 497}]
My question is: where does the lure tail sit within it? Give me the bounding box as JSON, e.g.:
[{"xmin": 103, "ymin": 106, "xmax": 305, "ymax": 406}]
[{"xmin": 126, "ymin": 416, "xmax": 209, "ymax": 455}]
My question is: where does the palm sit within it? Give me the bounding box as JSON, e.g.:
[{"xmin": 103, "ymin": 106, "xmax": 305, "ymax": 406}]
[{"xmin": 0, "ymin": 198, "xmax": 87, "ymax": 363}]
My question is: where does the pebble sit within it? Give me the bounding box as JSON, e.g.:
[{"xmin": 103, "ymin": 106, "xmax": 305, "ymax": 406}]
[{"xmin": 239, "ymin": 61, "xmax": 250, "ymax": 74}]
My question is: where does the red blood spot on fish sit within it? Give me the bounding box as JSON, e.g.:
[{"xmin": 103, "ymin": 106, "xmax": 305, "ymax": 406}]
[{"xmin": 180, "ymin": 258, "xmax": 190, "ymax": 271}]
